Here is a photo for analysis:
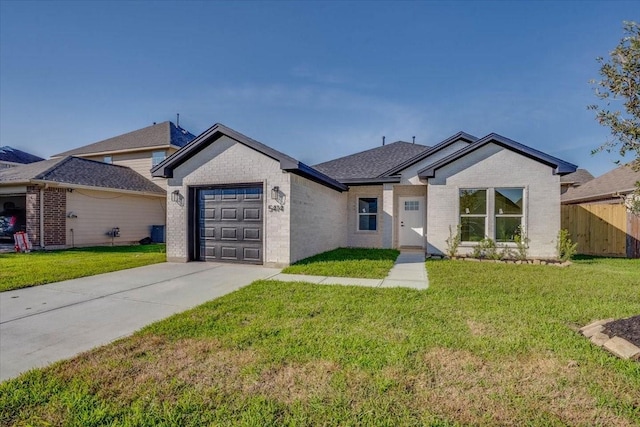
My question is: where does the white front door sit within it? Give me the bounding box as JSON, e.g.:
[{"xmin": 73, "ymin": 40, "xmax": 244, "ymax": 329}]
[{"xmin": 398, "ymin": 197, "xmax": 424, "ymax": 247}]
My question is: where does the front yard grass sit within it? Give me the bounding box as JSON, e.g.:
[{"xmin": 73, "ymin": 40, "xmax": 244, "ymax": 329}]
[
  {"xmin": 0, "ymin": 244, "xmax": 166, "ymax": 292},
  {"xmin": 1, "ymin": 258, "xmax": 639, "ymax": 425},
  {"xmin": 282, "ymin": 247, "xmax": 400, "ymax": 278}
]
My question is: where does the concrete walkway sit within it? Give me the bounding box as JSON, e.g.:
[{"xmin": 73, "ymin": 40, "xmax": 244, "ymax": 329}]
[
  {"xmin": 269, "ymin": 250, "xmax": 428, "ymax": 289},
  {"xmin": 0, "ymin": 262, "xmax": 280, "ymax": 381}
]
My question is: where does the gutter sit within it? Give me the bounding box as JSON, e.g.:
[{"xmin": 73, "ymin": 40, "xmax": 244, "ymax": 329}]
[
  {"xmin": 339, "ymin": 176, "xmax": 402, "ymax": 185},
  {"xmin": 39, "ymin": 186, "xmax": 45, "ymax": 249},
  {"xmin": 29, "ymin": 180, "xmax": 166, "ymax": 198},
  {"xmin": 561, "ymin": 189, "xmax": 635, "ymax": 205}
]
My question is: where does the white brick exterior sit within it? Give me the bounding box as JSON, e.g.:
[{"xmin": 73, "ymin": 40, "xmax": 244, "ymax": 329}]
[
  {"xmin": 346, "ymin": 185, "xmax": 384, "ymax": 247},
  {"xmin": 425, "ymin": 143, "xmax": 560, "ymax": 258},
  {"xmin": 166, "ymin": 136, "xmax": 290, "ymax": 265},
  {"xmin": 165, "ymin": 135, "xmax": 347, "ymax": 266},
  {"xmin": 289, "ymin": 174, "xmax": 347, "ymax": 262}
]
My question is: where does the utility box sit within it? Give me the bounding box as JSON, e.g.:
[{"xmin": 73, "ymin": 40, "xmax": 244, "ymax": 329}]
[{"xmin": 150, "ymin": 225, "xmax": 165, "ymax": 243}]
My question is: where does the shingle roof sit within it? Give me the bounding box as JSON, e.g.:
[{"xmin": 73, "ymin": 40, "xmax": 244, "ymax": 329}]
[
  {"xmin": 52, "ymin": 121, "xmax": 196, "ymax": 157},
  {"xmin": 0, "ymin": 146, "xmax": 44, "ymax": 164},
  {"xmin": 0, "ymin": 156, "xmax": 164, "ymax": 195},
  {"xmin": 561, "ymin": 168, "xmax": 595, "ymax": 185},
  {"xmin": 313, "ymin": 141, "xmax": 430, "ymax": 180},
  {"xmin": 561, "ymin": 164, "xmax": 640, "ymax": 204}
]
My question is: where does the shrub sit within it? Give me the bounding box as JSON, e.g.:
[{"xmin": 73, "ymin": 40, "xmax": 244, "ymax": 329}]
[
  {"xmin": 445, "ymin": 225, "xmax": 461, "ymax": 257},
  {"xmin": 556, "ymin": 229, "xmax": 578, "ymax": 261},
  {"xmin": 472, "ymin": 238, "xmax": 501, "ymax": 260},
  {"xmin": 514, "ymin": 234, "xmax": 530, "ymax": 261}
]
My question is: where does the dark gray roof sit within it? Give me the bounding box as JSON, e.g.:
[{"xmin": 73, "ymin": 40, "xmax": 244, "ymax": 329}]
[
  {"xmin": 562, "ymin": 164, "xmax": 640, "ymax": 204},
  {"xmin": 313, "ymin": 141, "xmax": 430, "ymax": 181},
  {"xmin": 561, "ymin": 168, "xmax": 595, "ymax": 185},
  {"xmin": 418, "ymin": 133, "xmax": 578, "ymax": 178},
  {"xmin": 152, "ymin": 123, "xmax": 347, "ymax": 192},
  {"xmin": 0, "ymin": 146, "xmax": 44, "ymax": 164},
  {"xmin": 0, "ymin": 156, "xmax": 164, "ymax": 195},
  {"xmin": 52, "ymin": 121, "xmax": 196, "ymax": 157}
]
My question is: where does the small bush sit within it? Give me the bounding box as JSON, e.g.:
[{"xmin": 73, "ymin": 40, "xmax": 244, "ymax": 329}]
[
  {"xmin": 472, "ymin": 238, "xmax": 501, "ymax": 260},
  {"xmin": 513, "ymin": 234, "xmax": 529, "ymax": 261},
  {"xmin": 556, "ymin": 229, "xmax": 578, "ymax": 261},
  {"xmin": 445, "ymin": 225, "xmax": 461, "ymax": 257}
]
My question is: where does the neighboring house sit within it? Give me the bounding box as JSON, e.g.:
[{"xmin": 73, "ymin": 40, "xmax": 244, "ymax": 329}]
[
  {"xmin": 560, "ymin": 168, "xmax": 594, "ymax": 194},
  {"xmin": 0, "ymin": 156, "xmax": 165, "ymax": 248},
  {"xmin": 51, "ymin": 121, "xmax": 196, "ymax": 188},
  {"xmin": 152, "ymin": 123, "xmax": 577, "ymax": 266},
  {"xmin": 561, "ymin": 164, "xmax": 639, "ymax": 205},
  {"xmin": 0, "ymin": 146, "xmax": 44, "ymax": 169},
  {"xmin": 561, "ymin": 164, "xmax": 640, "ymax": 258}
]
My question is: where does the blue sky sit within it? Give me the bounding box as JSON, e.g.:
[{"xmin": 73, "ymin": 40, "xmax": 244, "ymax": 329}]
[{"xmin": 1, "ymin": 1, "xmax": 637, "ymax": 177}]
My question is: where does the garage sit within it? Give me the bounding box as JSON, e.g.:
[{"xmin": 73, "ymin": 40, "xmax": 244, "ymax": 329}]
[
  {"xmin": 194, "ymin": 184, "xmax": 263, "ymax": 264},
  {"xmin": 0, "ymin": 192, "xmax": 26, "ymax": 242}
]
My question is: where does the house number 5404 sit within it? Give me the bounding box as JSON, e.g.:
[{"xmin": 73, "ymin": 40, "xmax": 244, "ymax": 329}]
[{"xmin": 268, "ymin": 205, "xmax": 284, "ymax": 212}]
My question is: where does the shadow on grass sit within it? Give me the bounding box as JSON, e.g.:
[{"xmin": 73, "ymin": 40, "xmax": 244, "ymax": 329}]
[{"xmin": 291, "ymin": 247, "xmax": 399, "ymax": 266}]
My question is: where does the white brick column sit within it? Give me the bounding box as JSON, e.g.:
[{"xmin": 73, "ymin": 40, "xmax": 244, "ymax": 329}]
[{"xmin": 382, "ymin": 183, "xmax": 394, "ymax": 248}]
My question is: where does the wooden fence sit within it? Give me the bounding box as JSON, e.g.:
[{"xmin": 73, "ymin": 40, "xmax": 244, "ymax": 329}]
[{"xmin": 561, "ymin": 203, "xmax": 640, "ymax": 258}]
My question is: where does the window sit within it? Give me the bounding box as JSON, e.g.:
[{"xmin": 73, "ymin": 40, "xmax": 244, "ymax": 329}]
[
  {"xmin": 404, "ymin": 200, "xmax": 419, "ymax": 211},
  {"xmin": 103, "ymin": 155, "xmax": 112, "ymax": 164},
  {"xmin": 358, "ymin": 197, "xmax": 378, "ymax": 231},
  {"xmin": 459, "ymin": 189, "xmax": 486, "ymax": 242},
  {"xmin": 152, "ymin": 150, "xmax": 166, "ymax": 167},
  {"xmin": 495, "ymin": 188, "xmax": 523, "ymax": 242}
]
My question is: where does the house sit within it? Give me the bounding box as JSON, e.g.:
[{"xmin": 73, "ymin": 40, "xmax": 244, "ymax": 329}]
[
  {"xmin": 0, "ymin": 156, "xmax": 165, "ymax": 248},
  {"xmin": 0, "ymin": 146, "xmax": 44, "ymax": 169},
  {"xmin": 560, "ymin": 168, "xmax": 594, "ymax": 194},
  {"xmin": 52, "ymin": 121, "xmax": 196, "ymax": 188},
  {"xmin": 561, "ymin": 164, "xmax": 640, "ymax": 258},
  {"xmin": 152, "ymin": 123, "xmax": 577, "ymax": 266}
]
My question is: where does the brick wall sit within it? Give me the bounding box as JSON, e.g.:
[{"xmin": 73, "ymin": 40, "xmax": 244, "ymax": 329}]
[
  {"xmin": 25, "ymin": 186, "xmax": 67, "ymax": 248},
  {"xmin": 26, "ymin": 186, "xmax": 40, "ymax": 246},
  {"xmin": 166, "ymin": 135, "xmax": 291, "ymax": 266},
  {"xmin": 425, "ymin": 143, "xmax": 560, "ymax": 258}
]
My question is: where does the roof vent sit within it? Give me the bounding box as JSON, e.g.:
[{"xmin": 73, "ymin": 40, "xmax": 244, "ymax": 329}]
[
  {"xmin": 412, "ymin": 136, "xmax": 415, "ymax": 144},
  {"xmin": 382, "ymin": 136, "xmax": 385, "ymax": 146}
]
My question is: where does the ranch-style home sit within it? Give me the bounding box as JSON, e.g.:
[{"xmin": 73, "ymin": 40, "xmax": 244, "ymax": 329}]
[{"xmin": 152, "ymin": 123, "xmax": 577, "ymax": 267}]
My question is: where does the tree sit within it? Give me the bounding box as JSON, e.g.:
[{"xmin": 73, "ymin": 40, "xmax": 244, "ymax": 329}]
[{"xmin": 589, "ymin": 21, "xmax": 640, "ymax": 171}]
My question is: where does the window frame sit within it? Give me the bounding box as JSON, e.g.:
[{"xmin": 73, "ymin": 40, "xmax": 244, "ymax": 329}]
[
  {"xmin": 357, "ymin": 197, "xmax": 378, "ymax": 232},
  {"xmin": 459, "ymin": 188, "xmax": 487, "ymax": 242},
  {"xmin": 151, "ymin": 150, "xmax": 167, "ymax": 167},
  {"xmin": 494, "ymin": 187, "xmax": 524, "ymax": 243}
]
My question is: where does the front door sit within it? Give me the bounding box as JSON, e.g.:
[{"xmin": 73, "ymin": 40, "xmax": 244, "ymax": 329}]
[{"xmin": 398, "ymin": 197, "xmax": 424, "ymax": 247}]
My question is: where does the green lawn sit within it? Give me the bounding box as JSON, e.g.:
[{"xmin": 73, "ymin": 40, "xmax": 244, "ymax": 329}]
[
  {"xmin": 1, "ymin": 258, "xmax": 639, "ymax": 426},
  {"xmin": 0, "ymin": 244, "xmax": 166, "ymax": 292},
  {"xmin": 282, "ymin": 247, "xmax": 400, "ymax": 278}
]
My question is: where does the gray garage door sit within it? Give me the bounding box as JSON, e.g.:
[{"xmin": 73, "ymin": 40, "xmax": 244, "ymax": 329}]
[{"xmin": 196, "ymin": 185, "xmax": 263, "ymax": 264}]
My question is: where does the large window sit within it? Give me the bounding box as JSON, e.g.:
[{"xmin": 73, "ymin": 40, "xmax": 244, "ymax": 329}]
[
  {"xmin": 152, "ymin": 150, "xmax": 166, "ymax": 167},
  {"xmin": 358, "ymin": 197, "xmax": 378, "ymax": 231},
  {"xmin": 459, "ymin": 189, "xmax": 486, "ymax": 241},
  {"xmin": 495, "ymin": 188, "xmax": 523, "ymax": 242}
]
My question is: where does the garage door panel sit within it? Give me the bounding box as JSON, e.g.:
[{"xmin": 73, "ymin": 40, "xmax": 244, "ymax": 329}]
[{"xmin": 196, "ymin": 185, "xmax": 263, "ymax": 264}]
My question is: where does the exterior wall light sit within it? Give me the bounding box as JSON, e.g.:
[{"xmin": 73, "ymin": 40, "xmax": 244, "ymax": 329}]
[
  {"xmin": 171, "ymin": 189, "xmax": 184, "ymax": 206},
  {"xmin": 271, "ymin": 186, "xmax": 280, "ymax": 201}
]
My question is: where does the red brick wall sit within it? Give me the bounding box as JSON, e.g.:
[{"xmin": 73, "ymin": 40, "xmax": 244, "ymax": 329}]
[{"xmin": 26, "ymin": 186, "xmax": 67, "ymax": 247}]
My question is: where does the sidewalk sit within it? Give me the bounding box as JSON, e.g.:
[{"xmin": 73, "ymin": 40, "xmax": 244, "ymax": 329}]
[{"xmin": 268, "ymin": 250, "xmax": 428, "ymax": 289}]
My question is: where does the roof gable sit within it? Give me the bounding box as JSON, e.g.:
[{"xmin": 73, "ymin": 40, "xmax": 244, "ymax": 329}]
[
  {"xmin": 312, "ymin": 141, "xmax": 430, "ymax": 182},
  {"xmin": 52, "ymin": 121, "xmax": 196, "ymax": 157},
  {"xmin": 418, "ymin": 133, "xmax": 577, "ymax": 178},
  {"xmin": 381, "ymin": 131, "xmax": 478, "ymax": 177},
  {"xmin": 152, "ymin": 123, "xmax": 347, "ymax": 192},
  {"xmin": 0, "ymin": 146, "xmax": 44, "ymax": 164},
  {"xmin": 0, "ymin": 156, "xmax": 164, "ymax": 195},
  {"xmin": 562, "ymin": 164, "xmax": 640, "ymax": 204}
]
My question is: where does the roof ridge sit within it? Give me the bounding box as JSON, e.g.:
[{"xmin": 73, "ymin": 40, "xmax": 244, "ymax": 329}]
[{"xmin": 33, "ymin": 156, "xmax": 73, "ymax": 180}]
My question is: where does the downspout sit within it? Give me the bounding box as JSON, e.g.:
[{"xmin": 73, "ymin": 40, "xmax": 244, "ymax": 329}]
[{"xmin": 40, "ymin": 186, "xmax": 45, "ymax": 249}]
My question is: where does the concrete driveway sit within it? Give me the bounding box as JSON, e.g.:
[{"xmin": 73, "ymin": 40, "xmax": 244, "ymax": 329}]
[{"xmin": 0, "ymin": 262, "xmax": 280, "ymax": 382}]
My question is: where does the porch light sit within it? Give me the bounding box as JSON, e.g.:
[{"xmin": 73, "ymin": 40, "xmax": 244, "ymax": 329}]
[
  {"xmin": 271, "ymin": 186, "xmax": 280, "ymax": 201},
  {"xmin": 171, "ymin": 190, "xmax": 181, "ymax": 203}
]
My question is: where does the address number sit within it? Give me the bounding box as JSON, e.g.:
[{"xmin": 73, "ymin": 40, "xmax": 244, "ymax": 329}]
[{"xmin": 268, "ymin": 205, "xmax": 284, "ymax": 212}]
